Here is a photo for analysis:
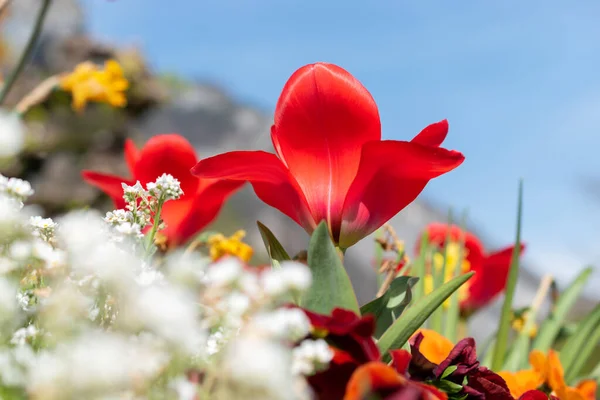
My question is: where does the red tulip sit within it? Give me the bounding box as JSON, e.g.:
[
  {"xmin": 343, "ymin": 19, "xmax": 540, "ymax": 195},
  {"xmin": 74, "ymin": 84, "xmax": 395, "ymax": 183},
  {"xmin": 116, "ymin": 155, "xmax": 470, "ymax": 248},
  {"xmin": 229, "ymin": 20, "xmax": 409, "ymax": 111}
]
[
  {"xmin": 82, "ymin": 134, "xmax": 242, "ymax": 246},
  {"xmin": 418, "ymin": 223, "xmax": 526, "ymax": 315},
  {"xmin": 191, "ymin": 63, "xmax": 464, "ymax": 248}
]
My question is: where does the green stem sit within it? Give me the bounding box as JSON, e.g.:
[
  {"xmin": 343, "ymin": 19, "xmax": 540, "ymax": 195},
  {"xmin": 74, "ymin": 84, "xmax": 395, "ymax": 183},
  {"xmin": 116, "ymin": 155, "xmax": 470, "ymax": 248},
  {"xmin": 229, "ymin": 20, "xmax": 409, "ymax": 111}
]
[
  {"xmin": 491, "ymin": 180, "xmax": 524, "ymax": 371},
  {"xmin": 145, "ymin": 199, "xmax": 164, "ymax": 254},
  {"xmin": 0, "ymin": 0, "xmax": 53, "ymax": 105}
]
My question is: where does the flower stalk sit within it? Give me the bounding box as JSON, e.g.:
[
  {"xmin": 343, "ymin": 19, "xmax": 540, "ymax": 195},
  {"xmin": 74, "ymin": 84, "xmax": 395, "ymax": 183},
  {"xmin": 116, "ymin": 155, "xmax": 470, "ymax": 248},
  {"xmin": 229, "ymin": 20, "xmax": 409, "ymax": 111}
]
[{"xmin": 0, "ymin": 0, "xmax": 53, "ymax": 105}]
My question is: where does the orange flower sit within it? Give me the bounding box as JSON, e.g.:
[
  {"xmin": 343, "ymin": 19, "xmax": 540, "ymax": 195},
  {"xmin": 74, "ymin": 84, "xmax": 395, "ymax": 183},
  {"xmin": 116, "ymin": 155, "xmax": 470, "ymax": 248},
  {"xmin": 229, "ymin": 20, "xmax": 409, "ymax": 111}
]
[
  {"xmin": 499, "ymin": 350, "xmax": 597, "ymax": 400},
  {"xmin": 344, "ymin": 361, "xmax": 447, "ymax": 400},
  {"xmin": 411, "ymin": 329, "xmax": 454, "ymax": 365}
]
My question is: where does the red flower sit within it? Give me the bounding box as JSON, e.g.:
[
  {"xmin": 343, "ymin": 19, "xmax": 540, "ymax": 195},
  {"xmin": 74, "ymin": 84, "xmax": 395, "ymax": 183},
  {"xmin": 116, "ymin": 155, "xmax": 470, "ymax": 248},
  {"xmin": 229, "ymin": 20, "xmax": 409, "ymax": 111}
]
[
  {"xmin": 82, "ymin": 134, "xmax": 242, "ymax": 246},
  {"xmin": 419, "ymin": 223, "xmax": 526, "ymax": 314},
  {"xmin": 191, "ymin": 63, "xmax": 464, "ymax": 248}
]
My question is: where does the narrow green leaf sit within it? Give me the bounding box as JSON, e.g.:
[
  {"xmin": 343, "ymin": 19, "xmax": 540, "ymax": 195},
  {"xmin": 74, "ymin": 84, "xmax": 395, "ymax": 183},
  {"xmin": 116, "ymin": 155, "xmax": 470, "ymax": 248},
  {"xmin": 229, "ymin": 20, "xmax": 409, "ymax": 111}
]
[
  {"xmin": 491, "ymin": 180, "xmax": 524, "ymax": 371},
  {"xmin": 257, "ymin": 221, "xmax": 291, "ymax": 268},
  {"xmin": 560, "ymin": 304, "xmax": 600, "ymax": 383},
  {"xmin": 480, "ymin": 336, "xmax": 497, "ymax": 368},
  {"xmin": 441, "ymin": 365, "xmax": 458, "ymax": 379},
  {"xmin": 445, "ymin": 210, "xmax": 469, "ymax": 342},
  {"xmin": 360, "ymin": 276, "xmax": 419, "ymax": 338},
  {"xmin": 435, "ymin": 380, "xmax": 463, "ymax": 394},
  {"xmin": 378, "ymin": 272, "xmax": 474, "ymax": 360},
  {"xmin": 300, "ymin": 221, "xmax": 359, "ymax": 314},
  {"xmin": 412, "ymin": 231, "xmax": 429, "ymax": 301},
  {"xmin": 375, "ymin": 228, "xmax": 385, "ymax": 287},
  {"xmin": 566, "ymin": 317, "xmax": 600, "ymax": 383},
  {"xmin": 533, "ymin": 267, "xmax": 593, "ymax": 352}
]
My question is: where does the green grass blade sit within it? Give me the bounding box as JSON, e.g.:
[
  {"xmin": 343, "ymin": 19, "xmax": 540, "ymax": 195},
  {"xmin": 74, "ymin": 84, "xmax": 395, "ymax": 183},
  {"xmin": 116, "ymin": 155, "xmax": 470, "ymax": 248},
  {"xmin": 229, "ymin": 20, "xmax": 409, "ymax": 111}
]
[
  {"xmin": 412, "ymin": 231, "xmax": 429, "ymax": 301},
  {"xmin": 560, "ymin": 304, "xmax": 600, "ymax": 383},
  {"xmin": 533, "ymin": 267, "xmax": 594, "ymax": 352},
  {"xmin": 566, "ymin": 318, "xmax": 600, "ymax": 383},
  {"xmin": 491, "ymin": 180, "xmax": 524, "ymax": 371},
  {"xmin": 430, "ymin": 209, "xmax": 454, "ymax": 334},
  {"xmin": 377, "ymin": 271, "xmax": 474, "ymax": 361},
  {"xmin": 445, "ymin": 209, "xmax": 468, "ymax": 342}
]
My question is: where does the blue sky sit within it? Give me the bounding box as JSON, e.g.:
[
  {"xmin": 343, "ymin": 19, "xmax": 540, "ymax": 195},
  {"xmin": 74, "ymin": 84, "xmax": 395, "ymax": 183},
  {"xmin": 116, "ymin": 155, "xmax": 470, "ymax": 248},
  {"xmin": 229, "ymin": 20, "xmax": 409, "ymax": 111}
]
[{"xmin": 82, "ymin": 0, "xmax": 600, "ymax": 293}]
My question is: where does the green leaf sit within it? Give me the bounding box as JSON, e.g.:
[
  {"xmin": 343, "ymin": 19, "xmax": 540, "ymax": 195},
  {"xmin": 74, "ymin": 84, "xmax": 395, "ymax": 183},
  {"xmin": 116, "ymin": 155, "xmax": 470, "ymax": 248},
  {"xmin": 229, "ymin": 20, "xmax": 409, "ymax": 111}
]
[
  {"xmin": 435, "ymin": 379, "xmax": 463, "ymax": 394},
  {"xmin": 257, "ymin": 221, "xmax": 291, "ymax": 268},
  {"xmin": 533, "ymin": 267, "xmax": 593, "ymax": 352},
  {"xmin": 560, "ymin": 303, "xmax": 600, "ymax": 383},
  {"xmin": 360, "ymin": 276, "xmax": 419, "ymax": 338},
  {"xmin": 491, "ymin": 180, "xmax": 524, "ymax": 371},
  {"xmin": 378, "ymin": 272, "xmax": 474, "ymax": 360},
  {"xmin": 441, "ymin": 365, "xmax": 458, "ymax": 379},
  {"xmin": 300, "ymin": 221, "xmax": 359, "ymax": 315}
]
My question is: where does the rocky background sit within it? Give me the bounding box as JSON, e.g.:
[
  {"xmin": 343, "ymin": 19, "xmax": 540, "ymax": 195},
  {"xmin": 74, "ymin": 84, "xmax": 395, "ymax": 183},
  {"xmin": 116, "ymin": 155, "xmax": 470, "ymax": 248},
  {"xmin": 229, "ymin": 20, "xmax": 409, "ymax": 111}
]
[{"xmin": 1, "ymin": 0, "xmax": 594, "ymax": 340}]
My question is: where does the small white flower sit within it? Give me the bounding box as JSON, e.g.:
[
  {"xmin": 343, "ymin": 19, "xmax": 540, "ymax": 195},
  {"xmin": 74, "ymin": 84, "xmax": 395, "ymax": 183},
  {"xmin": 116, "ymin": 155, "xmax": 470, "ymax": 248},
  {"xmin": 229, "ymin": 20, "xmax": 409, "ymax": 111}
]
[
  {"xmin": 9, "ymin": 240, "xmax": 32, "ymax": 261},
  {"xmin": 223, "ymin": 334, "xmax": 294, "ymax": 399},
  {"xmin": 104, "ymin": 209, "xmax": 132, "ymax": 225},
  {"xmin": 29, "ymin": 216, "xmax": 57, "ymax": 242},
  {"xmin": 122, "ymin": 181, "xmax": 146, "ymax": 197},
  {"xmin": 170, "ymin": 376, "xmax": 198, "ymax": 400},
  {"xmin": 2, "ymin": 177, "xmax": 34, "ymax": 200},
  {"xmin": 32, "ymin": 241, "xmax": 66, "ymax": 269},
  {"xmin": 292, "ymin": 339, "xmax": 333, "ymax": 376},
  {"xmin": 204, "ymin": 258, "xmax": 242, "ymax": 287},
  {"xmin": 250, "ymin": 308, "xmax": 310, "ymax": 342},
  {"xmin": 11, "ymin": 325, "xmax": 39, "ymax": 346},
  {"xmin": 114, "ymin": 222, "xmax": 143, "ymax": 238},
  {"xmin": 146, "ymin": 173, "xmax": 184, "ymax": 201},
  {"xmin": 0, "ymin": 109, "xmax": 25, "ymax": 158},
  {"xmin": 261, "ymin": 262, "xmax": 312, "ymax": 298}
]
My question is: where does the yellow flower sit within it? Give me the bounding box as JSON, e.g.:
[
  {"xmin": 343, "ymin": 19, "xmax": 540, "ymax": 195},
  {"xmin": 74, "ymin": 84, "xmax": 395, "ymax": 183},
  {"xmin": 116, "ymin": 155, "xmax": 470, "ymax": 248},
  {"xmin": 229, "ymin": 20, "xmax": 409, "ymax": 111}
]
[
  {"xmin": 499, "ymin": 350, "xmax": 597, "ymax": 400},
  {"xmin": 208, "ymin": 230, "xmax": 253, "ymax": 262},
  {"xmin": 511, "ymin": 311, "xmax": 538, "ymax": 338},
  {"xmin": 60, "ymin": 59, "xmax": 129, "ymax": 112},
  {"xmin": 424, "ymin": 241, "xmax": 471, "ymax": 308}
]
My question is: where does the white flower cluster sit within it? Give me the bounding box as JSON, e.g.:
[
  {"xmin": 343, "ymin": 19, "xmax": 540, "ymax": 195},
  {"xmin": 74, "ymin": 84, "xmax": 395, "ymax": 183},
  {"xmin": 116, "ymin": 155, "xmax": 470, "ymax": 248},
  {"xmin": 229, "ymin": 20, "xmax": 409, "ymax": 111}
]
[
  {"xmin": 0, "ymin": 173, "xmax": 321, "ymax": 400},
  {"xmin": 29, "ymin": 216, "xmax": 57, "ymax": 243},
  {"xmin": 147, "ymin": 173, "xmax": 184, "ymax": 201},
  {"xmin": 0, "ymin": 174, "xmax": 34, "ymax": 203},
  {"xmin": 105, "ymin": 174, "xmax": 184, "ymax": 245}
]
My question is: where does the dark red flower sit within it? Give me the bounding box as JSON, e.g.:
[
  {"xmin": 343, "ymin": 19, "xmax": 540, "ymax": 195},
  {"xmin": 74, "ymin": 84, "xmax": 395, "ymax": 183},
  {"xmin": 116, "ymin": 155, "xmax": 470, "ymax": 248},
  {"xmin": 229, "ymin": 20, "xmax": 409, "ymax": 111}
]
[
  {"xmin": 304, "ymin": 308, "xmax": 380, "ymax": 364},
  {"xmin": 82, "ymin": 134, "xmax": 242, "ymax": 246},
  {"xmin": 409, "ymin": 333, "xmax": 513, "ymax": 400},
  {"xmin": 191, "ymin": 63, "xmax": 464, "ymax": 249},
  {"xmin": 417, "ymin": 223, "xmax": 526, "ymax": 315},
  {"xmin": 301, "ymin": 308, "xmax": 380, "ymax": 400}
]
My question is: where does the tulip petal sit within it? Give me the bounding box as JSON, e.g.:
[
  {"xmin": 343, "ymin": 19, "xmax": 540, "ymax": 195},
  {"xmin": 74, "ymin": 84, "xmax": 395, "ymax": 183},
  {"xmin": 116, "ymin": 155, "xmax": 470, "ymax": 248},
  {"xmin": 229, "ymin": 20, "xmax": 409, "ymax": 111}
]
[
  {"xmin": 272, "ymin": 62, "xmax": 381, "ymax": 238},
  {"xmin": 124, "ymin": 138, "xmax": 140, "ymax": 173},
  {"xmin": 191, "ymin": 150, "xmax": 315, "ymax": 232},
  {"xmin": 133, "ymin": 134, "xmax": 199, "ymax": 197},
  {"xmin": 81, "ymin": 170, "xmax": 132, "ymax": 209},
  {"xmin": 411, "ymin": 119, "xmax": 449, "ymax": 147},
  {"xmin": 465, "ymin": 244, "xmax": 526, "ymax": 310},
  {"xmin": 339, "ymin": 140, "xmax": 464, "ymax": 248},
  {"xmin": 160, "ymin": 180, "xmax": 244, "ymax": 246}
]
